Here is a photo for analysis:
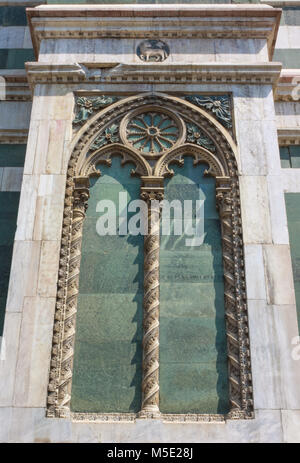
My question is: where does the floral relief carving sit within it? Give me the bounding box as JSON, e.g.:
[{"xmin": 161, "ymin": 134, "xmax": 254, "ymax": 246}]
[
  {"xmin": 185, "ymin": 95, "xmax": 232, "ymax": 130},
  {"xmin": 186, "ymin": 122, "xmax": 216, "ymax": 152},
  {"xmin": 73, "ymin": 96, "xmax": 121, "ymax": 126},
  {"xmin": 47, "ymin": 92, "xmax": 253, "ymax": 422},
  {"xmin": 89, "ymin": 124, "xmax": 120, "ymax": 151}
]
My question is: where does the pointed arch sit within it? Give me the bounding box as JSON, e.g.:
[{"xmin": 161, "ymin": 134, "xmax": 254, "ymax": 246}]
[{"xmin": 46, "ymin": 92, "xmax": 253, "ymax": 421}]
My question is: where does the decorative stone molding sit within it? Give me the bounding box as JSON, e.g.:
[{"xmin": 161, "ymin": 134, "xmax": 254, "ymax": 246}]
[
  {"xmin": 47, "ymin": 177, "xmax": 90, "ymax": 419},
  {"xmin": 0, "ymin": 129, "xmax": 28, "ymax": 144},
  {"xmin": 26, "ymin": 63, "xmax": 86, "ymax": 91},
  {"xmin": 25, "ymin": 62, "xmax": 282, "ymax": 89},
  {"xmin": 278, "ymin": 129, "xmax": 300, "ymax": 146},
  {"xmin": 47, "ymin": 92, "xmax": 253, "ymax": 421},
  {"xmin": 27, "ymin": 5, "xmax": 281, "ymax": 59},
  {"xmin": 275, "ymin": 71, "xmax": 300, "ymax": 102},
  {"xmin": 0, "ymin": 71, "xmax": 31, "ymax": 102}
]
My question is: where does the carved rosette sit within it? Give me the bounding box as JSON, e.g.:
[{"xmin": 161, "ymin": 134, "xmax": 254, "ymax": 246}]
[
  {"xmin": 139, "ymin": 181, "xmax": 164, "ymax": 417},
  {"xmin": 47, "ymin": 177, "xmax": 89, "ymax": 418}
]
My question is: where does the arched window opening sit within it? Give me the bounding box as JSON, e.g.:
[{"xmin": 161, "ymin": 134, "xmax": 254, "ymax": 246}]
[
  {"xmin": 159, "ymin": 158, "xmax": 229, "ymax": 414},
  {"xmin": 71, "ymin": 156, "xmax": 143, "ymax": 414}
]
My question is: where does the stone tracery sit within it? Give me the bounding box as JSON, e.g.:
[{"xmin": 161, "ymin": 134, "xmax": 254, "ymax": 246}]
[{"xmin": 46, "ymin": 92, "xmax": 253, "ymax": 421}]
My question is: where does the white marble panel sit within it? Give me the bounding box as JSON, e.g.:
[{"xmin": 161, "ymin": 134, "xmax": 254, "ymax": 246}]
[
  {"xmin": 215, "ymin": 38, "xmax": 268, "ymax": 63},
  {"xmin": 33, "ymin": 174, "xmax": 65, "ymax": 241},
  {"xmin": 281, "ymin": 410, "xmax": 300, "ymax": 443},
  {"xmin": 275, "ymin": 102, "xmax": 300, "ymax": 129},
  {"xmin": 0, "ymin": 313, "xmax": 21, "ymax": 406},
  {"xmin": 244, "ymin": 245, "xmax": 267, "ymax": 300},
  {"xmin": 267, "ymin": 175, "xmax": 290, "ymax": 244},
  {"xmin": 263, "ymin": 244, "xmax": 296, "ymax": 305},
  {"xmin": 13, "ymin": 297, "xmax": 55, "ymax": 408},
  {"xmin": 282, "ymin": 169, "xmax": 300, "ymax": 192},
  {"xmin": 4, "ymin": 408, "xmax": 283, "ymax": 443},
  {"xmin": 37, "ymin": 241, "xmax": 60, "ymax": 298},
  {"xmin": 0, "ymin": 407, "xmax": 13, "ymax": 442},
  {"xmin": 30, "ymin": 86, "xmax": 74, "ymax": 122},
  {"xmin": 239, "ymin": 176, "xmax": 272, "ymax": 244},
  {"xmin": 14, "ymin": 174, "xmax": 39, "ymax": 241},
  {"xmin": 248, "ymin": 300, "xmax": 300, "ymax": 410},
  {"xmin": 276, "ymin": 25, "xmax": 300, "ymax": 49},
  {"xmin": 5, "ymin": 241, "xmax": 41, "ymax": 312}
]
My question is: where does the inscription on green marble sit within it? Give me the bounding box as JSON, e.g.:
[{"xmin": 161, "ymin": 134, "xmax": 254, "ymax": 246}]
[
  {"xmin": 0, "ymin": 192, "xmax": 20, "ymax": 335},
  {"xmin": 285, "ymin": 194, "xmax": 300, "ymax": 335},
  {"xmin": 71, "ymin": 157, "xmax": 143, "ymax": 413},
  {"xmin": 159, "ymin": 158, "xmax": 229, "ymax": 414}
]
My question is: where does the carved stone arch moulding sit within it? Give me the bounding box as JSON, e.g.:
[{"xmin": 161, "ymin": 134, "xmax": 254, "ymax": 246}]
[{"xmin": 46, "ymin": 92, "xmax": 253, "ymax": 422}]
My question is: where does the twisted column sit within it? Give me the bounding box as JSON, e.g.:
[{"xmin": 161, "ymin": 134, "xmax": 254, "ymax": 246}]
[
  {"xmin": 139, "ymin": 180, "xmax": 164, "ymax": 418},
  {"xmin": 47, "ymin": 177, "xmax": 89, "ymax": 418},
  {"xmin": 216, "ymin": 177, "xmax": 252, "ymax": 418}
]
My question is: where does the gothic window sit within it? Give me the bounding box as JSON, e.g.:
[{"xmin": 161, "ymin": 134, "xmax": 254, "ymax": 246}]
[{"xmin": 47, "ymin": 94, "xmax": 253, "ymax": 421}]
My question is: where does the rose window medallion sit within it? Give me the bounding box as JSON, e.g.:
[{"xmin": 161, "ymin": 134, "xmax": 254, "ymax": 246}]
[{"xmin": 125, "ymin": 111, "xmax": 181, "ymax": 155}]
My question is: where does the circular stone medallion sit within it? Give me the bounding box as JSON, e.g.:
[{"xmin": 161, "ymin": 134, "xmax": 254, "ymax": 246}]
[{"xmin": 137, "ymin": 40, "xmax": 170, "ymax": 62}]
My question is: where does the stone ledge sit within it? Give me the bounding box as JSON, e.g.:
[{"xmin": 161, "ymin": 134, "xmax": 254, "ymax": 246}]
[
  {"xmin": 278, "ymin": 128, "xmax": 300, "ymax": 144},
  {"xmin": 25, "ymin": 62, "xmax": 282, "ymax": 89},
  {"xmin": 0, "ymin": 70, "xmax": 31, "ymax": 101},
  {"xmin": 275, "ymin": 70, "xmax": 300, "ymax": 101},
  {"xmin": 26, "ymin": 4, "xmax": 281, "ymax": 60},
  {"xmin": 0, "ymin": 129, "xmax": 28, "ymax": 144}
]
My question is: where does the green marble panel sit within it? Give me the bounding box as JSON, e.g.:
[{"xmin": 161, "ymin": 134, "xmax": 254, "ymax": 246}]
[
  {"xmin": 273, "ymin": 49, "xmax": 300, "ymax": 69},
  {"xmin": 290, "ymin": 146, "xmax": 300, "ymax": 169},
  {"xmin": 71, "ymin": 158, "xmax": 143, "ymax": 413},
  {"xmin": 280, "ymin": 146, "xmax": 291, "ymax": 168},
  {"xmin": 160, "ymin": 362, "xmax": 229, "ymax": 415},
  {"xmin": 0, "ymin": 7, "xmax": 27, "ymax": 26},
  {"xmin": 285, "ymin": 194, "xmax": 300, "ymax": 334},
  {"xmin": 0, "ymin": 192, "xmax": 20, "ymax": 335},
  {"xmin": 0, "ymin": 49, "xmax": 35, "ymax": 70},
  {"xmin": 0, "ymin": 145, "xmax": 26, "ymax": 167},
  {"xmin": 159, "ymin": 157, "xmax": 229, "ymax": 414}
]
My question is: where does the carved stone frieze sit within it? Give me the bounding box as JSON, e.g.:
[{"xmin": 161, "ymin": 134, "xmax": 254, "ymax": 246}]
[{"xmin": 47, "ymin": 92, "xmax": 253, "ymax": 421}]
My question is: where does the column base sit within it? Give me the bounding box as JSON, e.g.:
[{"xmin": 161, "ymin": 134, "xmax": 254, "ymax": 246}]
[{"xmin": 137, "ymin": 406, "xmax": 161, "ymax": 419}]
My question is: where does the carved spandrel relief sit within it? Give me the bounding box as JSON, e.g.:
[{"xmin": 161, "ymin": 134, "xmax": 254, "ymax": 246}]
[
  {"xmin": 73, "ymin": 96, "xmax": 121, "ymax": 127},
  {"xmin": 184, "ymin": 95, "xmax": 233, "ymax": 137}
]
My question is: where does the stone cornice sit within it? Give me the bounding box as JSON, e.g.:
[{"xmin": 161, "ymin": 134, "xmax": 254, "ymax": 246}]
[
  {"xmin": 260, "ymin": 1, "xmax": 300, "ymax": 6},
  {"xmin": 278, "ymin": 128, "xmax": 300, "ymax": 145},
  {"xmin": 0, "ymin": 129, "xmax": 28, "ymax": 144},
  {"xmin": 25, "ymin": 62, "xmax": 282, "ymax": 89},
  {"xmin": 275, "ymin": 70, "xmax": 300, "ymax": 101},
  {"xmin": 0, "ymin": 70, "xmax": 31, "ymax": 101},
  {"xmin": 26, "ymin": 5, "xmax": 281, "ymax": 60}
]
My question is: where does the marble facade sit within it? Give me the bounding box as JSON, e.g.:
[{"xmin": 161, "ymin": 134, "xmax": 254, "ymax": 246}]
[{"xmin": 0, "ymin": 2, "xmax": 300, "ymax": 442}]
